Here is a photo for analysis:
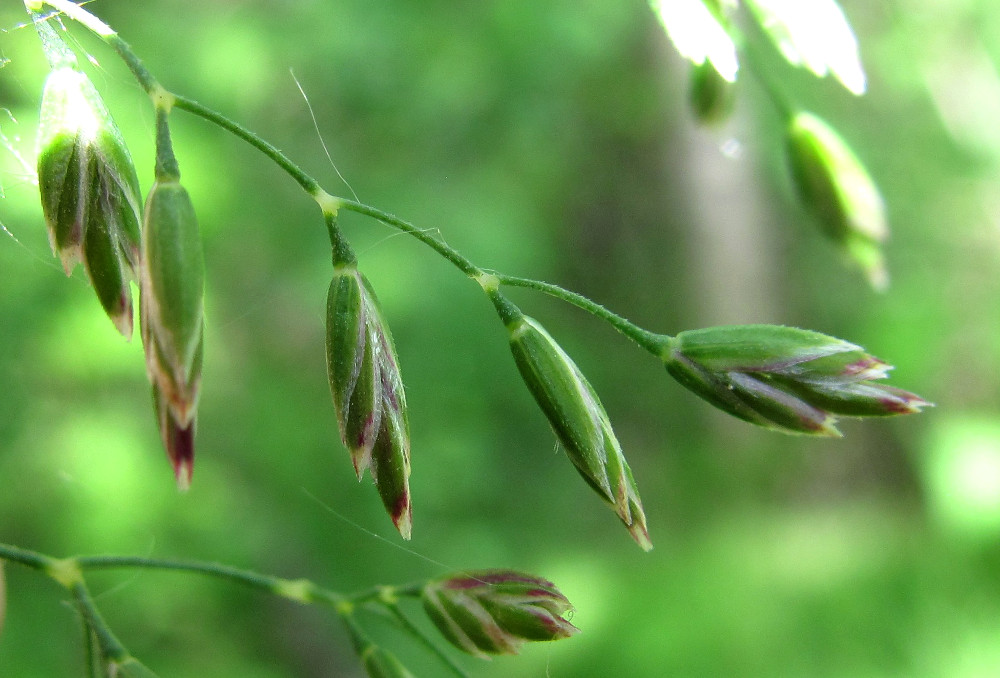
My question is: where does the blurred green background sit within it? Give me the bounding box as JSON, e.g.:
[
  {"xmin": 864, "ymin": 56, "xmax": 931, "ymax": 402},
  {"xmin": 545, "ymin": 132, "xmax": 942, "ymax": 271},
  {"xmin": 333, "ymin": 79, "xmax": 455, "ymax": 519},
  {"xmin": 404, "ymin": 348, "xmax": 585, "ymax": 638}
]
[{"xmin": 1, "ymin": 1, "xmax": 998, "ymax": 676}]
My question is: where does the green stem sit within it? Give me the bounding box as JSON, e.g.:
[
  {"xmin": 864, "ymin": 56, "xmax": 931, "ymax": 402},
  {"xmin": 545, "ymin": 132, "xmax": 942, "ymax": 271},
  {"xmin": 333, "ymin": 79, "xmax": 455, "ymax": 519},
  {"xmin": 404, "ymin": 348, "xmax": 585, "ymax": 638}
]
[
  {"xmin": 107, "ymin": 34, "xmax": 158, "ymax": 94},
  {"xmin": 37, "ymin": 0, "xmax": 476, "ymax": 278},
  {"xmin": 487, "ymin": 287, "xmax": 522, "ymax": 326},
  {"xmin": 83, "ymin": 621, "xmax": 100, "ymax": 678},
  {"xmin": 171, "ymin": 94, "xmax": 322, "ymax": 197},
  {"xmin": 496, "ymin": 274, "xmax": 668, "ymax": 354},
  {"xmin": 338, "ymin": 199, "xmax": 483, "ymax": 278},
  {"xmin": 71, "ymin": 581, "xmax": 129, "ymax": 664},
  {"xmin": 340, "ymin": 611, "xmax": 371, "ymax": 655},
  {"xmin": 327, "ymin": 211, "xmax": 356, "ymax": 266},
  {"xmin": 28, "ymin": 0, "xmax": 158, "ymax": 92},
  {"xmin": 1, "ymin": 543, "xmax": 475, "ymax": 674},
  {"xmin": 386, "ymin": 602, "xmax": 469, "ymax": 678},
  {"xmin": 77, "ymin": 555, "xmax": 280, "ymax": 591},
  {"xmin": 168, "ymin": 94, "xmax": 667, "ymax": 350},
  {"xmin": 170, "ymin": 96, "xmax": 355, "ymax": 254},
  {"xmin": 75, "ymin": 554, "xmax": 345, "ymax": 607},
  {"xmin": 0, "ymin": 543, "xmax": 143, "ymax": 669},
  {"xmin": 345, "ymin": 586, "xmax": 389, "ymax": 606},
  {"xmin": 0, "ymin": 542, "xmax": 55, "ymax": 571},
  {"xmin": 164, "ymin": 93, "xmax": 488, "ymax": 281},
  {"xmin": 0, "ymin": 543, "xmax": 344, "ymax": 607},
  {"xmin": 170, "ymin": 91, "xmax": 663, "ymax": 353},
  {"xmin": 729, "ymin": 21, "xmax": 796, "ymax": 122},
  {"xmin": 344, "ymin": 580, "xmax": 420, "ymax": 605},
  {"xmin": 153, "ymin": 108, "xmax": 180, "ymax": 181},
  {"xmin": 34, "ymin": 0, "xmax": 670, "ymax": 356}
]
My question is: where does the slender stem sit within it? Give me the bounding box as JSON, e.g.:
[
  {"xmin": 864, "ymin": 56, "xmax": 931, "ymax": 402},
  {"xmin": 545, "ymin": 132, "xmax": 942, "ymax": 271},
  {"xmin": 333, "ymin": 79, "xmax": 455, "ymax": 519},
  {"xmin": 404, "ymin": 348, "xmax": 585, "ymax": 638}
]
[
  {"xmin": 30, "ymin": 0, "xmax": 158, "ymax": 92},
  {"xmin": 171, "ymin": 96, "xmax": 355, "ymax": 253},
  {"xmin": 3, "ymin": 542, "xmax": 493, "ymax": 674},
  {"xmin": 170, "ymin": 94, "xmax": 486, "ymax": 280},
  {"xmin": 386, "ymin": 602, "xmax": 469, "ymax": 678},
  {"xmin": 391, "ymin": 581, "xmax": 425, "ymax": 598},
  {"xmin": 33, "ymin": 0, "xmax": 671, "ymax": 357},
  {"xmin": 172, "ymin": 95, "xmax": 322, "ymax": 197},
  {"xmin": 338, "ymin": 199, "xmax": 483, "ymax": 278},
  {"xmin": 0, "ymin": 542, "xmax": 55, "ymax": 571},
  {"xmin": 340, "ymin": 611, "xmax": 371, "ymax": 655},
  {"xmin": 496, "ymin": 274, "xmax": 669, "ymax": 355},
  {"xmin": 135, "ymin": 88, "xmax": 484, "ymax": 277},
  {"xmin": 153, "ymin": 108, "xmax": 180, "ymax": 181},
  {"xmin": 159, "ymin": 96, "xmax": 665, "ymax": 349},
  {"xmin": 728, "ymin": 20, "xmax": 796, "ymax": 123},
  {"xmin": 83, "ymin": 622, "xmax": 100, "ymax": 678},
  {"xmin": 327, "ymin": 211, "xmax": 356, "ymax": 265},
  {"xmin": 71, "ymin": 581, "xmax": 128, "ymax": 664},
  {"xmin": 29, "ymin": 1, "xmax": 318, "ymax": 198},
  {"xmin": 27, "ymin": 0, "xmax": 112, "ymax": 37},
  {"xmin": 107, "ymin": 34, "xmax": 158, "ymax": 93},
  {"xmin": 75, "ymin": 554, "xmax": 345, "ymax": 607},
  {"xmin": 0, "ymin": 544, "xmax": 346, "ymax": 607},
  {"xmin": 342, "ymin": 580, "xmax": 419, "ymax": 605},
  {"xmin": 345, "ymin": 586, "xmax": 389, "ymax": 606},
  {"xmin": 77, "ymin": 555, "xmax": 278, "ymax": 590},
  {"xmin": 487, "ymin": 287, "xmax": 522, "ymax": 326},
  {"xmin": 174, "ymin": 87, "xmax": 664, "ymax": 351}
]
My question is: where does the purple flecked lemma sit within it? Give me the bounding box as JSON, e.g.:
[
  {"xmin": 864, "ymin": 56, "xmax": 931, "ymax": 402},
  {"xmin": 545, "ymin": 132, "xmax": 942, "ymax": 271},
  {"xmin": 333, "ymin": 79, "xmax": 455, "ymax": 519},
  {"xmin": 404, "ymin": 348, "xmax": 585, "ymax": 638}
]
[
  {"xmin": 421, "ymin": 570, "xmax": 579, "ymax": 658},
  {"xmin": 139, "ymin": 120, "xmax": 205, "ymax": 490},
  {"xmin": 664, "ymin": 324, "xmax": 931, "ymax": 435},
  {"xmin": 326, "ymin": 263, "xmax": 411, "ymax": 539},
  {"xmin": 34, "ymin": 18, "xmax": 142, "ymax": 339},
  {"xmin": 506, "ymin": 311, "xmax": 651, "ymax": 551}
]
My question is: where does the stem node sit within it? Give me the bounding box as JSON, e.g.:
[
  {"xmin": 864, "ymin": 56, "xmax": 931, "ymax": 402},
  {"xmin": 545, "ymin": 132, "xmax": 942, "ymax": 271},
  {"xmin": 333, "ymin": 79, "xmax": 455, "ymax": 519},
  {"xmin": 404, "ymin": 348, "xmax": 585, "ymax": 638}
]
[
  {"xmin": 274, "ymin": 578, "xmax": 314, "ymax": 604},
  {"xmin": 314, "ymin": 189, "xmax": 343, "ymax": 216},
  {"xmin": 151, "ymin": 84, "xmax": 176, "ymax": 113},
  {"xmin": 474, "ymin": 271, "xmax": 500, "ymax": 293},
  {"xmin": 45, "ymin": 557, "xmax": 83, "ymax": 589}
]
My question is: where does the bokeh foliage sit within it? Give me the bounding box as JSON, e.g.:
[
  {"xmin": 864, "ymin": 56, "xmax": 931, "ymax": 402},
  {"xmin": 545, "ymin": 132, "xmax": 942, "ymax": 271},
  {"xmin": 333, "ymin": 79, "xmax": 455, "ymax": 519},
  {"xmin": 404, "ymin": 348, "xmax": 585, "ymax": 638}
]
[{"xmin": 0, "ymin": 0, "xmax": 998, "ymax": 676}]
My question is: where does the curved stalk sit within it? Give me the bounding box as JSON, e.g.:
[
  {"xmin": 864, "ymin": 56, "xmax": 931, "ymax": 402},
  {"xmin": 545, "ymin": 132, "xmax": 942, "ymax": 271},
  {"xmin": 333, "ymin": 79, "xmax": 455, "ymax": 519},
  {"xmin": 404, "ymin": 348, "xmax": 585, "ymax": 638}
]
[
  {"xmin": 385, "ymin": 601, "xmax": 469, "ymax": 678},
  {"xmin": 75, "ymin": 554, "xmax": 345, "ymax": 607},
  {"xmin": 29, "ymin": 0, "xmax": 665, "ymax": 353},
  {"xmin": 171, "ymin": 94, "xmax": 322, "ymax": 197},
  {"xmin": 0, "ymin": 543, "xmax": 345, "ymax": 608},
  {"xmin": 495, "ymin": 274, "xmax": 669, "ymax": 354},
  {"xmin": 71, "ymin": 581, "xmax": 130, "ymax": 665}
]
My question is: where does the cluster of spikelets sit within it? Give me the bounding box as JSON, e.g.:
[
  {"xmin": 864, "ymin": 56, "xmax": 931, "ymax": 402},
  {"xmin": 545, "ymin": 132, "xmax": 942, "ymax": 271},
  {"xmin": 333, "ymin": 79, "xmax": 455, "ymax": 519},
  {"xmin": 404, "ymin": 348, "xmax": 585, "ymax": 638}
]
[
  {"xmin": 22, "ymin": 8, "xmax": 587, "ymax": 676},
  {"xmin": 31, "ymin": 5, "xmax": 930, "ymax": 558},
  {"xmin": 344, "ymin": 570, "xmax": 581, "ymax": 676},
  {"xmin": 0, "ymin": 557, "xmax": 579, "ymax": 676},
  {"xmin": 22, "ymin": 3, "xmax": 933, "ymax": 673},
  {"xmin": 34, "ymin": 18, "xmax": 204, "ymax": 490},
  {"xmin": 29, "ymin": 12, "xmax": 412, "ymax": 538},
  {"xmin": 344, "ymin": 569, "xmax": 581, "ymax": 675}
]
